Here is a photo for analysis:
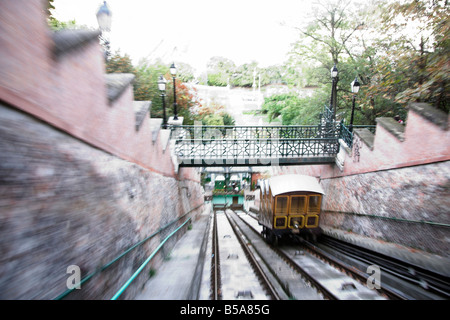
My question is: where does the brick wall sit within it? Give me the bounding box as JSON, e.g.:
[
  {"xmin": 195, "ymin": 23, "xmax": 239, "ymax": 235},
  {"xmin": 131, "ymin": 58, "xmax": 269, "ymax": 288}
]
[
  {"xmin": 0, "ymin": 0, "xmax": 204, "ymax": 299},
  {"xmin": 0, "ymin": 103, "xmax": 204, "ymax": 299},
  {"xmin": 0, "ymin": 0, "xmax": 180, "ymax": 177}
]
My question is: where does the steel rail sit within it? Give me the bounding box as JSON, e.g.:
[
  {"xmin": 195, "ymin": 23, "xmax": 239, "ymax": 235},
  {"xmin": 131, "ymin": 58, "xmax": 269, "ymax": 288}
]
[
  {"xmin": 271, "ymin": 244, "xmax": 339, "ymax": 300},
  {"xmin": 300, "ymin": 237, "xmax": 407, "ymax": 300},
  {"xmin": 229, "ymin": 209, "xmax": 339, "ymax": 300},
  {"xmin": 232, "ymin": 209, "xmax": 405, "ymax": 300},
  {"xmin": 210, "ymin": 210, "xmax": 221, "ymax": 300},
  {"xmin": 320, "ymin": 235, "xmax": 450, "ymax": 299}
]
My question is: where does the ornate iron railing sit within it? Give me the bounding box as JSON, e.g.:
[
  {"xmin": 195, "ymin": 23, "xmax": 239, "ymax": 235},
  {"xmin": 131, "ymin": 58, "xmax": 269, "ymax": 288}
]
[
  {"xmin": 169, "ymin": 124, "xmax": 340, "ymax": 141},
  {"xmin": 339, "ymin": 122, "xmax": 354, "ymax": 148},
  {"xmin": 338, "ymin": 123, "xmax": 377, "ymax": 149},
  {"xmin": 167, "ymin": 104, "xmax": 375, "ymax": 166},
  {"xmin": 170, "ymin": 124, "xmax": 340, "ymax": 166}
]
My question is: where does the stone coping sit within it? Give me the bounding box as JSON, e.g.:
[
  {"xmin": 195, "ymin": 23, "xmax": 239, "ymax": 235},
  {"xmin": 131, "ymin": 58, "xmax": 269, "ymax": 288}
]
[
  {"xmin": 52, "ymin": 29, "xmax": 100, "ymax": 56},
  {"xmin": 104, "ymin": 73, "xmax": 135, "ymax": 104}
]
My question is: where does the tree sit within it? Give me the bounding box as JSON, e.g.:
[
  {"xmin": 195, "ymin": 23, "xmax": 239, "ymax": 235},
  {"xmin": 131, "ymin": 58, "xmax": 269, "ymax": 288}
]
[
  {"xmin": 106, "ymin": 54, "xmax": 203, "ymax": 124},
  {"xmin": 206, "ymin": 56, "xmax": 236, "ymax": 86},
  {"xmin": 288, "ymin": 0, "xmax": 368, "ymax": 123},
  {"xmin": 369, "ymin": 0, "xmax": 449, "ymax": 113},
  {"xmin": 195, "ymin": 100, "xmax": 235, "ymax": 126},
  {"xmin": 175, "ymin": 62, "xmax": 195, "ymax": 83},
  {"xmin": 106, "ymin": 51, "xmax": 136, "ymax": 74},
  {"xmin": 46, "ymin": 0, "xmax": 80, "ymax": 31},
  {"xmin": 261, "ymin": 91, "xmax": 328, "ymax": 125}
]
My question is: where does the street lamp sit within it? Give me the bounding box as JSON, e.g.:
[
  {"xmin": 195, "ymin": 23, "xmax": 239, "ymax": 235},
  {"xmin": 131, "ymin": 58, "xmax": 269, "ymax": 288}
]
[
  {"xmin": 330, "ymin": 64, "xmax": 339, "ymax": 119},
  {"xmin": 158, "ymin": 75, "xmax": 168, "ymax": 129},
  {"xmin": 96, "ymin": 1, "xmax": 112, "ymax": 60},
  {"xmin": 349, "ymin": 77, "xmax": 360, "ymax": 132},
  {"xmin": 170, "ymin": 62, "xmax": 178, "ymax": 120}
]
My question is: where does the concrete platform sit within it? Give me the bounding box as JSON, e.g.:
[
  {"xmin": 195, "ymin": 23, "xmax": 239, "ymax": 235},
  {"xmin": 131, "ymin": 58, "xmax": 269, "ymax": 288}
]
[{"xmin": 134, "ymin": 207, "xmax": 212, "ymax": 300}]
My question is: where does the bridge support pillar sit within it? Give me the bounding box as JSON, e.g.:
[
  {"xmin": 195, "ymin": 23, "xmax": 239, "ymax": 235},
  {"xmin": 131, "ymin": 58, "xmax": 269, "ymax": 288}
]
[{"xmin": 335, "ymin": 139, "xmax": 351, "ymax": 171}]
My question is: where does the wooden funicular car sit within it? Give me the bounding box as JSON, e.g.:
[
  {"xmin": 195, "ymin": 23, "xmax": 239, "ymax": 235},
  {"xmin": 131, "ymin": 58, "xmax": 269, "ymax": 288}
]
[{"xmin": 258, "ymin": 174, "xmax": 325, "ymax": 244}]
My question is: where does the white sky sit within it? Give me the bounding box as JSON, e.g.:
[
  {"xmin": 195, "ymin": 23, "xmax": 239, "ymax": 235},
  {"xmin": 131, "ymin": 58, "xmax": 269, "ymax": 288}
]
[{"xmin": 52, "ymin": 0, "xmax": 314, "ymax": 74}]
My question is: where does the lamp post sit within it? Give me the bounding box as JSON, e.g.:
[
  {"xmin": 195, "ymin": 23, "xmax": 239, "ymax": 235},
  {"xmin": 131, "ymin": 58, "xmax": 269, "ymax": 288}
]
[
  {"xmin": 349, "ymin": 77, "xmax": 360, "ymax": 132},
  {"xmin": 96, "ymin": 1, "xmax": 112, "ymax": 60},
  {"xmin": 170, "ymin": 62, "xmax": 178, "ymax": 120},
  {"xmin": 330, "ymin": 64, "xmax": 338, "ymax": 119},
  {"xmin": 158, "ymin": 75, "xmax": 168, "ymax": 129}
]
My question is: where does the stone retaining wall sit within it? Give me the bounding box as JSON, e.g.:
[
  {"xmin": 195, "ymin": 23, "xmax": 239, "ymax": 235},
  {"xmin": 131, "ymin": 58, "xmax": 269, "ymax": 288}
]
[{"xmin": 0, "ymin": 103, "xmax": 204, "ymax": 299}]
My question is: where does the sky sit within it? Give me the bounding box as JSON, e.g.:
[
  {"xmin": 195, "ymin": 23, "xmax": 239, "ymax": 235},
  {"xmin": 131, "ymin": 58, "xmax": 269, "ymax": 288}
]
[{"xmin": 52, "ymin": 0, "xmax": 314, "ymax": 74}]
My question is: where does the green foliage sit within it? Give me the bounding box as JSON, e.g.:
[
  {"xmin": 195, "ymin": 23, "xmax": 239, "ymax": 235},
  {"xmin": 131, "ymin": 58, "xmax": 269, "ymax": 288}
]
[
  {"xmin": 261, "ymin": 90, "xmax": 328, "ymax": 125},
  {"xmin": 369, "ymin": 0, "xmax": 449, "ymax": 112},
  {"xmin": 195, "ymin": 100, "xmax": 235, "ymax": 126},
  {"xmin": 106, "ymin": 51, "xmax": 136, "ymax": 74},
  {"xmin": 207, "ymin": 56, "xmax": 235, "ymax": 86},
  {"xmin": 221, "ymin": 112, "xmax": 235, "ymax": 126},
  {"xmin": 207, "ymin": 72, "xmax": 229, "ymax": 87},
  {"xmin": 48, "ymin": 19, "xmax": 78, "ymax": 31},
  {"xmin": 205, "ymin": 57, "xmax": 289, "ymax": 88},
  {"xmin": 47, "ymin": 0, "xmax": 87, "ymax": 31},
  {"xmin": 202, "ymin": 114, "xmax": 224, "ymax": 125},
  {"xmin": 286, "ymin": 0, "xmax": 449, "ymax": 126}
]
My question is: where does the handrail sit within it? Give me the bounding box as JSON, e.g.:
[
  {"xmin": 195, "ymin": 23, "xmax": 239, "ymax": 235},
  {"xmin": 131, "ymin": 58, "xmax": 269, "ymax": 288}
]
[
  {"xmin": 111, "ymin": 217, "xmax": 192, "ymax": 300},
  {"xmin": 53, "ymin": 204, "xmax": 203, "ymax": 300},
  {"xmin": 339, "ymin": 121, "xmax": 353, "ymax": 148}
]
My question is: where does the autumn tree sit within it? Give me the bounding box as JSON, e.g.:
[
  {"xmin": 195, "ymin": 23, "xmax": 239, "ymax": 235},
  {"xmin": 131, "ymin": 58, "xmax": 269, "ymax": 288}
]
[
  {"xmin": 369, "ymin": 0, "xmax": 449, "ymax": 113},
  {"xmin": 286, "ymin": 0, "xmax": 371, "ymax": 124},
  {"xmin": 106, "ymin": 54, "xmax": 202, "ymax": 124},
  {"xmin": 106, "ymin": 51, "xmax": 136, "ymax": 74}
]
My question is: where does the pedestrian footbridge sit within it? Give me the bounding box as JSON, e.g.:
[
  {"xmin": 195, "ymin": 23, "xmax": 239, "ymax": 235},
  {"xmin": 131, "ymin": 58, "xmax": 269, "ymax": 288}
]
[{"xmin": 169, "ymin": 107, "xmax": 366, "ymax": 167}]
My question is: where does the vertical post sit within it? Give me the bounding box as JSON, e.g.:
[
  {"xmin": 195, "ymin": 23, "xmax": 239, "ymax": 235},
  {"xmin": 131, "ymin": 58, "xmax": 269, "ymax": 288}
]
[
  {"xmin": 349, "ymin": 77, "xmax": 360, "ymax": 132},
  {"xmin": 330, "ymin": 64, "xmax": 338, "ymax": 120},
  {"xmin": 158, "ymin": 75, "xmax": 167, "ymax": 129},
  {"xmin": 350, "ymin": 94, "xmax": 355, "ymax": 132},
  {"xmin": 162, "ymin": 93, "xmax": 167, "ymax": 129},
  {"xmin": 170, "ymin": 63, "xmax": 178, "ymax": 121},
  {"xmin": 172, "ymin": 75, "xmax": 178, "ymax": 120}
]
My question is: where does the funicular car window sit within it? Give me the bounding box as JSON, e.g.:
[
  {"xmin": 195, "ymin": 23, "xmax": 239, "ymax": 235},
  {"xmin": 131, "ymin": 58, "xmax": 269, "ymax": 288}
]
[
  {"xmin": 275, "ymin": 196, "xmax": 288, "ymax": 215},
  {"xmin": 290, "ymin": 196, "xmax": 306, "ymax": 214},
  {"xmin": 308, "ymin": 195, "xmax": 321, "ymax": 213}
]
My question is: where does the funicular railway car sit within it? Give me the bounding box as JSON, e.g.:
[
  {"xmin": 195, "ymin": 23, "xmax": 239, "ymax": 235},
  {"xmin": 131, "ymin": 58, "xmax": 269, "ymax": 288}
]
[{"xmin": 259, "ymin": 174, "xmax": 325, "ymax": 244}]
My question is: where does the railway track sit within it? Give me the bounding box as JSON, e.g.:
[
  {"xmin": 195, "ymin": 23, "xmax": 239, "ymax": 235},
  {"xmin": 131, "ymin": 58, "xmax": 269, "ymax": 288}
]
[
  {"xmin": 207, "ymin": 208, "xmax": 388, "ymax": 300},
  {"xmin": 233, "ymin": 208, "xmax": 450, "ymax": 300},
  {"xmin": 316, "ymin": 235, "xmax": 450, "ymax": 300},
  {"xmin": 210, "ymin": 209, "xmax": 276, "ymax": 300},
  {"xmin": 230, "ymin": 209, "xmax": 385, "ymax": 300}
]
